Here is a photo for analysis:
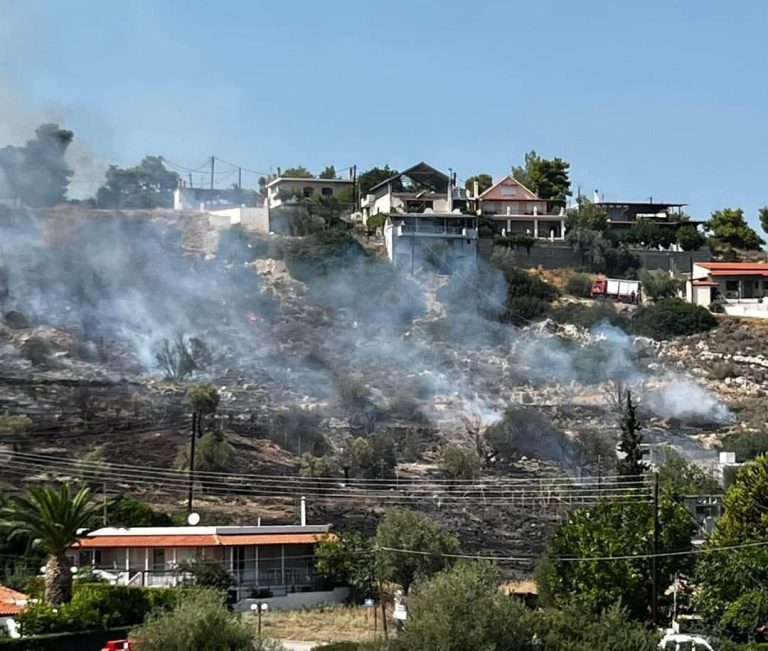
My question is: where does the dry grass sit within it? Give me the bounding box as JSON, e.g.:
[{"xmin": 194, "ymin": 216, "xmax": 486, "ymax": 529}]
[{"xmin": 256, "ymin": 604, "xmax": 387, "ymax": 643}]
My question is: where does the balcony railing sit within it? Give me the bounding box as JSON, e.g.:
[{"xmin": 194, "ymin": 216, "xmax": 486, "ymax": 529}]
[
  {"xmin": 115, "ymin": 568, "xmax": 318, "ymax": 590},
  {"xmin": 396, "ymin": 224, "xmax": 478, "ymax": 238}
]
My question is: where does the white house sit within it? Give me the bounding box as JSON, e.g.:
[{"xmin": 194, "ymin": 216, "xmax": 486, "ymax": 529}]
[
  {"xmin": 265, "ymin": 176, "xmax": 354, "ymax": 210},
  {"xmin": 68, "ymin": 523, "xmax": 349, "ymax": 610},
  {"xmin": 686, "ymin": 261, "xmax": 768, "ymax": 318}
]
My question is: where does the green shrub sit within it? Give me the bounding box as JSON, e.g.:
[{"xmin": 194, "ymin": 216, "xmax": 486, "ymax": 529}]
[
  {"xmin": 676, "ymin": 224, "xmax": 707, "ymax": 251},
  {"xmin": 565, "ymin": 273, "xmax": 594, "ymax": 298},
  {"xmin": 283, "ymin": 228, "xmax": 366, "ymax": 281},
  {"xmin": 3, "ymin": 310, "xmax": 29, "ymax": 329},
  {"xmin": 631, "ymin": 299, "xmax": 717, "ymax": 339},
  {"xmin": 710, "ymin": 301, "xmax": 725, "ymax": 314},
  {"xmin": 550, "ymin": 302, "xmax": 629, "ymax": 330},
  {"xmin": 21, "ymin": 337, "xmax": 50, "ymax": 365},
  {"xmin": 640, "ymin": 270, "xmax": 682, "ymax": 301},
  {"xmin": 722, "ymin": 590, "xmax": 768, "ymax": 641},
  {"xmin": 440, "ymin": 445, "xmax": 481, "ymax": 480},
  {"xmin": 366, "ymin": 213, "xmax": 386, "ymax": 231},
  {"xmin": 495, "ymin": 234, "xmax": 536, "ymax": 254},
  {"xmin": 720, "ymin": 431, "xmax": 768, "ymax": 463},
  {"xmin": 130, "ymin": 590, "xmax": 256, "ymax": 651},
  {"xmin": 174, "ymin": 431, "xmax": 234, "ymax": 474}
]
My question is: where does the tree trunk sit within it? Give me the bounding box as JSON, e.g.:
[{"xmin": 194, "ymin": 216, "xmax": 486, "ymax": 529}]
[{"xmin": 44, "ymin": 554, "xmax": 72, "ymax": 605}]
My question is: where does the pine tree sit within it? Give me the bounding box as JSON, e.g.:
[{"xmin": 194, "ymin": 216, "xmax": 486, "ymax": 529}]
[{"xmin": 617, "ymin": 390, "xmax": 648, "ymax": 476}]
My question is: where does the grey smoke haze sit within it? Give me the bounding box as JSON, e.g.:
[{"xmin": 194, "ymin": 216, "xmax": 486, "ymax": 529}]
[
  {"xmin": 0, "ymin": 76, "xmax": 108, "ymax": 201},
  {"xmin": 0, "ymin": 210, "xmax": 732, "ymax": 434}
]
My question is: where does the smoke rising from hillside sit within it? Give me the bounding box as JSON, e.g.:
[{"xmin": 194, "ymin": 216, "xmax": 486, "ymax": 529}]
[{"xmin": 0, "ymin": 210, "xmax": 732, "ymax": 436}]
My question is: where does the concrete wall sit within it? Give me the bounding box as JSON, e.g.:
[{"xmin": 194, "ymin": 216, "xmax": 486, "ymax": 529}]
[
  {"xmin": 209, "ymin": 207, "xmax": 270, "ymax": 233},
  {"xmin": 235, "ymin": 587, "xmax": 351, "ymax": 612},
  {"xmin": 480, "ymin": 241, "xmax": 709, "ymax": 272}
]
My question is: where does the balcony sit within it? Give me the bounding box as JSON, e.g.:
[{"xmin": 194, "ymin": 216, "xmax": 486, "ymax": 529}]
[{"xmin": 396, "ymin": 224, "xmax": 478, "ymax": 239}]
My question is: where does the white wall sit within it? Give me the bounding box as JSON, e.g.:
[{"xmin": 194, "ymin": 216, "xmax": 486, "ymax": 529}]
[
  {"xmin": 235, "ymin": 587, "xmax": 350, "ymax": 612},
  {"xmin": 1, "ymin": 615, "xmax": 20, "ymax": 639}
]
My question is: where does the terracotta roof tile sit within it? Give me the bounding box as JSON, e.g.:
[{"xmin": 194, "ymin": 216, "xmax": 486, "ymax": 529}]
[{"xmin": 77, "ymin": 532, "xmax": 329, "ymax": 549}]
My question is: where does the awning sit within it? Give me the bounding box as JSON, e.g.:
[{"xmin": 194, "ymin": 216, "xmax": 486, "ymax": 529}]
[{"xmin": 76, "ymin": 532, "xmax": 330, "ymax": 549}]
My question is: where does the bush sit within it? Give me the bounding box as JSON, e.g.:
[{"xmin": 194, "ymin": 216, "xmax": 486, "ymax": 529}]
[
  {"xmin": 174, "ymin": 431, "xmax": 235, "ymax": 474},
  {"xmin": 283, "ymin": 228, "xmax": 367, "ymax": 281},
  {"xmin": 129, "ymin": 590, "xmax": 256, "ymax": 651},
  {"xmin": 21, "ymin": 337, "xmax": 50, "ymax": 365},
  {"xmin": 676, "ymin": 224, "xmax": 707, "ymax": 251},
  {"xmin": 342, "ymin": 434, "xmax": 397, "ymax": 479},
  {"xmin": 640, "ymin": 270, "xmax": 682, "ymax": 301},
  {"xmin": 631, "ymin": 299, "xmax": 717, "ymax": 339},
  {"xmin": 720, "ymin": 431, "xmax": 768, "ymax": 463},
  {"xmin": 722, "ymin": 590, "xmax": 768, "ymax": 641},
  {"xmin": 440, "ymin": 445, "xmax": 481, "ymax": 480},
  {"xmin": 549, "ymin": 302, "xmax": 629, "ymax": 330},
  {"xmin": 565, "ymin": 273, "xmax": 594, "ymax": 298},
  {"xmin": 17, "ymin": 585, "xmax": 183, "ymax": 635},
  {"xmin": 3, "ymin": 310, "xmax": 29, "ymax": 329},
  {"xmin": 366, "ymin": 213, "xmax": 386, "ymax": 232},
  {"xmin": 178, "ymin": 558, "xmax": 234, "ymax": 592}
]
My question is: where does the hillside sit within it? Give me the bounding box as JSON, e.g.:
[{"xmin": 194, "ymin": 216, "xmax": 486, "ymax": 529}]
[{"xmin": 0, "ymin": 206, "xmax": 757, "ymax": 573}]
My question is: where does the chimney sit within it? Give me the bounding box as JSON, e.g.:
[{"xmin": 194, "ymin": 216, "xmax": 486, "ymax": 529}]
[
  {"xmin": 593, "ymin": 189, "xmax": 600, "ymax": 203},
  {"xmin": 473, "ymin": 180, "xmax": 479, "ymax": 200},
  {"xmin": 446, "ymin": 169, "xmax": 454, "ymax": 213},
  {"xmin": 300, "ymin": 496, "xmax": 307, "ymax": 527}
]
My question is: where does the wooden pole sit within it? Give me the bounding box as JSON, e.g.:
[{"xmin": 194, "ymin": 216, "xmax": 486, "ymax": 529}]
[
  {"xmin": 651, "ymin": 471, "xmax": 660, "ymax": 626},
  {"xmin": 187, "ymin": 412, "xmax": 197, "ymax": 512}
]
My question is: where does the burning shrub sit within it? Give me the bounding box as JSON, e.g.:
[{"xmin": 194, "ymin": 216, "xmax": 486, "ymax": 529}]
[
  {"xmin": 3, "ymin": 309, "xmax": 29, "ymax": 329},
  {"xmin": 564, "ymin": 272, "xmax": 594, "ymax": 298},
  {"xmin": 21, "ymin": 336, "xmax": 50, "ymax": 365},
  {"xmin": 631, "ymin": 299, "xmax": 717, "ymax": 339}
]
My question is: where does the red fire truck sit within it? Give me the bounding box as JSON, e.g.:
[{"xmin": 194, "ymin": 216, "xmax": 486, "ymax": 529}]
[{"xmin": 590, "ymin": 275, "xmax": 641, "ymax": 303}]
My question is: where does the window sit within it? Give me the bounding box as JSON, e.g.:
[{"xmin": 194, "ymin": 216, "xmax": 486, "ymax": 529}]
[
  {"xmin": 726, "ymin": 281, "xmax": 738, "ymax": 292},
  {"xmin": 302, "ymin": 187, "xmax": 314, "ymax": 198},
  {"xmin": 321, "ymin": 187, "xmax": 333, "ymax": 197}
]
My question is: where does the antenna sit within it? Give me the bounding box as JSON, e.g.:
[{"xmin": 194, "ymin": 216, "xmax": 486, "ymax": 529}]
[{"xmin": 187, "ymin": 512, "xmax": 201, "ymax": 526}]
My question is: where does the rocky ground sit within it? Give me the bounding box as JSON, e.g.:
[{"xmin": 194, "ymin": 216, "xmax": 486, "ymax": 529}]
[{"xmin": 0, "ymin": 208, "xmax": 761, "ymax": 570}]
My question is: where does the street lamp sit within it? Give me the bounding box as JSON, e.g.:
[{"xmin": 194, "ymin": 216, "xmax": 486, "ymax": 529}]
[{"xmin": 250, "ymin": 602, "xmax": 268, "ymax": 637}]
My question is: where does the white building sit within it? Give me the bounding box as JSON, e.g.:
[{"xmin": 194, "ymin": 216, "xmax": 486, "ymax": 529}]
[
  {"xmin": 687, "ymin": 261, "xmax": 768, "ymax": 318},
  {"xmin": 69, "ymin": 523, "xmax": 349, "ymax": 610},
  {"xmin": 265, "ymin": 176, "xmax": 354, "ymax": 210}
]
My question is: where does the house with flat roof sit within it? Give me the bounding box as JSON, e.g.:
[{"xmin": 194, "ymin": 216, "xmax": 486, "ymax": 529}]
[
  {"xmin": 477, "ymin": 175, "xmax": 565, "ymax": 240},
  {"xmin": 592, "ymin": 196, "xmax": 703, "ymax": 233},
  {"xmin": 266, "ymin": 176, "xmax": 354, "ymax": 209},
  {"xmin": 686, "ymin": 261, "xmax": 768, "ymax": 318},
  {"xmin": 365, "ymin": 162, "xmax": 478, "ymax": 270},
  {"xmin": 68, "ymin": 524, "xmax": 348, "ymax": 610}
]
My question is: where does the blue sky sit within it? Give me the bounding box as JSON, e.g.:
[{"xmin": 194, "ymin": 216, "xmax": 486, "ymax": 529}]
[{"xmin": 2, "ymin": 0, "xmax": 767, "ymax": 226}]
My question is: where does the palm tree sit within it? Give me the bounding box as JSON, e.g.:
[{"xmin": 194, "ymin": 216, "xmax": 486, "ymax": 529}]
[{"xmin": 1, "ymin": 484, "xmax": 101, "ymax": 604}]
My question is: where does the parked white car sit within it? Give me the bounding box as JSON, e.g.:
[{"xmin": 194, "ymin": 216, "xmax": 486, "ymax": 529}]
[{"xmin": 659, "ymin": 633, "xmax": 714, "ymax": 651}]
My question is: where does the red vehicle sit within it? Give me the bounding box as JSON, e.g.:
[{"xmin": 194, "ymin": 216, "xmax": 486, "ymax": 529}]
[
  {"xmin": 590, "ymin": 275, "xmax": 641, "ymax": 303},
  {"xmin": 101, "ymin": 640, "xmax": 135, "ymax": 651}
]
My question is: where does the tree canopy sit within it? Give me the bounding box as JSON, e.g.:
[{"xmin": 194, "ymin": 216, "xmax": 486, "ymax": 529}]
[
  {"xmin": 374, "ymin": 509, "xmax": 460, "ymax": 594},
  {"xmin": 465, "ymin": 173, "xmax": 493, "ymax": 195},
  {"xmin": 707, "ymin": 208, "xmax": 765, "ymax": 251},
  {"xmin": 281, "ymin": 166, "xmax": 313, "ymax": 178},
  {"xmin": 96, "ymin": 156, "xmax": 179, "ymax": 209},
  {"xmin": 537, "ymin": 497, "xmax": 695, "ymax": 621},
  {"xmin": 318, "ymin": 165, "xmax": 337, "ymax": 179},
  {"xmin": 2, "ymin": 484, "xmax": 101, "ymax": 604},
  {"xmin": 0, "ymin": 124, "xmax": 74, "ymax": 206},
  {"xmin": 512, "ymin": 150, "xmax": 571, "ymax": 205},
  {"xmin": 357, "ymin": 165, "xmax": 399, "ymax": 196}
]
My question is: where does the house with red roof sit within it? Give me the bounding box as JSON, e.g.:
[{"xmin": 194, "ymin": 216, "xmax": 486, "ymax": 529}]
[
  {"xmin": 477, "ymin": 175, "xmax": 566, "ymax": 240},
  {"xmin": 0, "ymin": 585, "xmax": 29, "ymax": 638},
  {"xmin": 67, "ymin": 523, "xmax": 348, "ymax": 610},
  {"xmin": 687, "ymin": 261, "xmax": 768, "ymax": 317}
]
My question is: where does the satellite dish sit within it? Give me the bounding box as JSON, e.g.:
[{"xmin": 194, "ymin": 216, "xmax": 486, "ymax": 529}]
[{"xmin": 187, "ymin": 512, "xmax": 201, "ymax": 526}]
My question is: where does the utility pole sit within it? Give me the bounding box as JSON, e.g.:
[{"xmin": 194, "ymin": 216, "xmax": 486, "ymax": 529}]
[
  {"xmin": 351, "ymin": 164, "xmax": 358, "ymax": 212},
  {"xmin": 102, "ymin": 482, "xmax": 108, "ymax": 526},
  {"xmin": 210, "ymin": 156, "xmax": 215, "ymax": 190},
  {"xmin": 651, "ymin": 471, "xmax": 660, "ymax": 627},
  {"xmin": 188, "ymin": 173, "xmax": 193, "ymax": 189},
  {"xmin": 238, "ymin": 167, "xmax": 242, "ymax": 191},
  {"xmin": 187, "ymin": 412, "xmax": 198, "ymax": 512}
]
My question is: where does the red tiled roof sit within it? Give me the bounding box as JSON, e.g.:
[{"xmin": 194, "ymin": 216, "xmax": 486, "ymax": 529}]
[
  {"xmin": 76, "ymin": 532, "xmax": 328, "ymax": 549},
  {"xmin": 77, "ymin": 535, "xmax": 218, "ymax": 549},
  {"xmin": 691, "ymin": 279, "xmax": 718, "ymax": 287},
  {"xmin": 0, "ymin": 585, "xmax": 28, "ymax": 616},
  {"xmin": 698, "ymin": 262, "xmax": 768, "ymax": 271}
]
